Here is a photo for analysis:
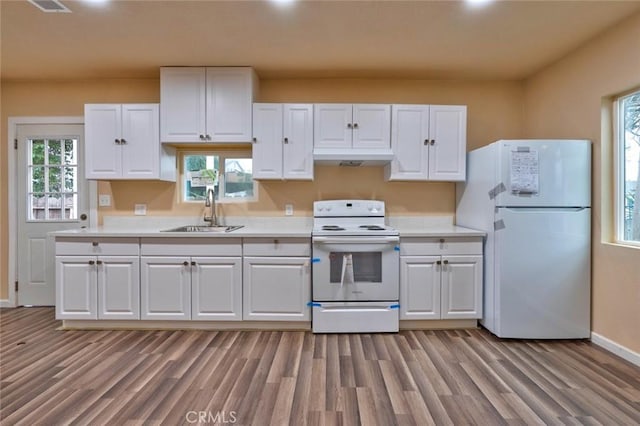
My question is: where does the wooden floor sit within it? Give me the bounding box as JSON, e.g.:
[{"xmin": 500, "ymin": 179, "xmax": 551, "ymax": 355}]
[{"xmin": 1, "ymin": 308, "xmax": 639, "ymax": 425}]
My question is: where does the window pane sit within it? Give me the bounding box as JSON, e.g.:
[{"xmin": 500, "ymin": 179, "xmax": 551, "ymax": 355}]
[
  {"xmin": 30, "ymin": 166, "xmax": 45, "ymax": 193},
  {"xmin": 64, "ymin": 139, "xmax": 77, "ymax": 164},
  {"xmin": 31, "ymin": 140, "xmax": 45, "ymax": 165},
  {"xmin": 224, "ymin": 158, "xmax": 253, "ymax": 198},
  {"xmin": 49, "ymin": 167, "xmax": 62, "ymax": 192},
  {"xmin": 63, "ymin": 167, "xmax": 76, "ymax": 192},
  {"xmin": 29, "ymin": 193, "xmax": 45, "ymax": 220},
  {"xmin": 47, "ymin": 140, "xmax": 61, "ymax": 165},
  {"xmin": 621, "ymin": 92, "xmax": 640, "ymax": 242},
  {"xmin": 183, "ymin": 154, "xmax": 218, "ymax": 201}
]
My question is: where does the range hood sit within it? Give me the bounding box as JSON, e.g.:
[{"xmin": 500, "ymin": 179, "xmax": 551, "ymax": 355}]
[{"xmin": 313, "ymin": 148, "xmax": 394, "ymax": 166}]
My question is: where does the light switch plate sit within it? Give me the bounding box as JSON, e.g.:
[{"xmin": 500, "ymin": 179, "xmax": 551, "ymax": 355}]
[
  {"xmin": 98, "ymin": 194, "xmax": 111, "ymax": 207},
  {"xmin": 134, "ymin": 204, "xmax": 147, "ymax": 215},
  {"xmin": 285, "ymin": 204, "xmax": 293, "ymax": 216}
]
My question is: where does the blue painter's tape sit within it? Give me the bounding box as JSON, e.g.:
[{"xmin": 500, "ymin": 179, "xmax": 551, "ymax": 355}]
[
  {"xmin": 307, "ymin": 302, "xmax": 322, "ymax": 307},
  {"xmin": 312, "ymin": 258, "xmax": 321, "ymax": 263},
  {"xmin": 394, "ymin": 246, "xmax": 400, "ymax": 251},
  {"xmin": 389, "ymin": 304, "xmax": 400, "ymax": 309}
]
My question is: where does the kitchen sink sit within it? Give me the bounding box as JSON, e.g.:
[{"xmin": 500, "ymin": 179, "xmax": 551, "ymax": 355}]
[{"xmin": 161, "ymin": 225, "xmax": 244, "ymax": 233}]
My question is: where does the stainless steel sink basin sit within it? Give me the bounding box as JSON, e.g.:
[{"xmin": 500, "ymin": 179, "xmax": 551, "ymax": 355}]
[{"xmin": 161, "ymin": 225, "xmax": 243, "ymax": 233}]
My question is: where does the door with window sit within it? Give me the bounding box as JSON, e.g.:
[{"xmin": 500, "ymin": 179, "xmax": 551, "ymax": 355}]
[{"xmin": 16, "ymin": 124, "xmax": 89, "ymax": 306}]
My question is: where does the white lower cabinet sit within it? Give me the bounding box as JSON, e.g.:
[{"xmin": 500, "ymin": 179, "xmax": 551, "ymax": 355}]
[
  {"xmin": 55, "ymin": 238, "xmax": 140, "ymax": 320},
  {"xmin": 242, "ymin": 238, "xmax": 311, "ymax": 321},
  {"xmin": 140, "ymin": 238, "xmax": 242, "ymax": 321},
  {"xmin": 400, "ymin": 237, "xmax": 483, "ymax": 320}
]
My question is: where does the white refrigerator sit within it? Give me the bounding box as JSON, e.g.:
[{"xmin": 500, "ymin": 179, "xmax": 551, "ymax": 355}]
[{"xmin": 456, "ymin": 140, "xmax": 591, "ymax": 338}]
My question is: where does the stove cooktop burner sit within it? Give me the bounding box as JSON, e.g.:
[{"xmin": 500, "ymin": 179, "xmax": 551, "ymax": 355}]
[
  {"xmin": 322, "ymin": 225, "xmax": 346, "ymax": 231},
  {"xmin": 359, "ymin": 225, "xmax": 386, "ymax": 231}
]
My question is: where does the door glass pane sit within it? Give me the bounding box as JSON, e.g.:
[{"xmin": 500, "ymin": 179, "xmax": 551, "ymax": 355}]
[
  {"xmin": 31, "ymin": 140, "xmax": 45, "ymax": 165},
  {"xmin": 47, "ymin": 140, "xmax": 61, "ymax": 165},
  {"xmin": 27, "ymin": 138, "xmax": 78, "ymax": 221},
  {"xmin": 329, "ymin": 251, "xmax": 382, "ymax": 283},
  {"xmin": 224, "ymin": 158, "xmax": 253, "ymax": 198}
]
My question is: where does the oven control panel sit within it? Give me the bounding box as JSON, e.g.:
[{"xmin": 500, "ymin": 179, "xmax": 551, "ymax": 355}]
[{"xmin": 314, "ymin": 200, "xmax": 385, "ymax": 217}]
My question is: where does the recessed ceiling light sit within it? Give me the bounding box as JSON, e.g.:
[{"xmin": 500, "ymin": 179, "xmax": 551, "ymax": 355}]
[
  {"xmin": 28, "ymin": 0, "xmax": 71, "ymax": 13},
  {"xmin": 466, "ymin": 0, "xmax": 494, "ymax": 7},
  {"xmin": 270, "ymin": 0, "xmax": 296, "ymax": 8}
]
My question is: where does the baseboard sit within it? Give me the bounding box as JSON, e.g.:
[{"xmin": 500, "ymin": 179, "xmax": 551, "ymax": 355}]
[
  {"xmin": 0, "ymin": 300, "xmax": 16, "ymax": 308},
  {"xmin": 591, "ymin": 332, "xmax": 640, "ymax": 367}
]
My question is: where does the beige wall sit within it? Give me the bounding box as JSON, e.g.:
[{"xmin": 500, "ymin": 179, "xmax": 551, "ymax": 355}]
[
  {"xmin": 523, "ymin": 12, "xmax": 640, "ymax": 353},
  {"xmin": 1, "ymin": 77, "xmax": 522, "ymax": 300}
]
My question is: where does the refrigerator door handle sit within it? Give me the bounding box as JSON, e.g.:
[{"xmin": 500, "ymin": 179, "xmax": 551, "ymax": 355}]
[{"xmin": 500, "ymin": 207, "xmax": 589, "ymax": 212}]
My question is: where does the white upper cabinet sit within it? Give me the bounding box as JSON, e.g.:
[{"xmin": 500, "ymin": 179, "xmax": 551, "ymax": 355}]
[
  {"xmin": 386, "ymin": 104, "xmax": 467, "ymax": 181},
  {"xmin": 85, "ymin": 104, "xmax": 175, "ymax": 181},
  {"xmin": 252, "ymin": 103, "xmax": 313, "ymax": 180},
  {"xmin": 160, "ymin": 67, "xmax": 257, "ymax": 143},
  {"xmin": 314, "ymin": 104, "xmax": 390, "ymax": 150}
]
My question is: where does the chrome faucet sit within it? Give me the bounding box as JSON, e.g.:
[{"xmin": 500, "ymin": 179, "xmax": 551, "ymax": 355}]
[{"xmin": 204, "ymin": 188, "xmax": 217, "ymax": 226}]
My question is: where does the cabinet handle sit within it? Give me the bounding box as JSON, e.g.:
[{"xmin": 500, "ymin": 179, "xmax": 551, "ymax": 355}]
[
  {"xmin": 430, "ymin": 139, "xmax": 435, "ymax": 145},
  {"xmin": 443, "ymin": 260, "xmax": 449, "ymax": 265},
  {"xmin": 439, "ymin": 238, "xmax": 445, "ymax": 243},
  {"xmin": 347, "ymin": 123, "xmax": 353, "ymax": 129},
  {"xmin": 274, "ymin": 239, "xmax": 279, "ymax": 245},
  {"xmin": 206, "ymin": 134, "xmax": 212, "ymax": 140},
  {"xmin": 283, "ymin": 137, "xmax": 289, "ymax": 144},
  {"xmin": 92, "ymin": 241, "xmax": 99, "ymax": 247},
  {"xmin": 96, "ymin": 260, "xmax": 103, "ymax": 265},
  {"xmin": 199, "ymin": 134, "xmax": 205, "ymax": 140},
  {"xmin": 353, "ymin": 123, "xmax": 359, "ymax": 129},
  {"xmin": 191, "ymin": 261, "xmax": 196, "ymax": 266},
  {"xmin": 252, "ymin": 137, "xmax": 257, "ymax": 143},
  {"xmin": 424, "ymin": 139, "xmax": 429, "ymax": 145},
  {"xmin": 183, "ymin": 261, "xmax": 189, "ymax": 266},
  {"xmin": 120, "ymin": 138, "xmax": 126, "ymax": 144},
  {"xmin": 88, "ymin": 260, "xmax": 95, "ymax": 265},
  {"xmin": 436, "ymin": 260, "xmax": 442, "ymax": 265}
]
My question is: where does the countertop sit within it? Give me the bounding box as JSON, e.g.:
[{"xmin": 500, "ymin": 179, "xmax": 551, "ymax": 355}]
[{"xmin": 51, "ymin": 216, "xmax": 485, "ymax": 239}]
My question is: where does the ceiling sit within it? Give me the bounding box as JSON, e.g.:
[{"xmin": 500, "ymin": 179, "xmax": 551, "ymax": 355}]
[{"xmin": 2, "ymin": 0, "xmax": 640, "ymax": 81}]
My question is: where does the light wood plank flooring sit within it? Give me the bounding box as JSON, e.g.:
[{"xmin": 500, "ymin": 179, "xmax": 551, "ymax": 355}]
[{"xmin": 1, "ymin": 308, "xmax": 639, "ymax": 425}]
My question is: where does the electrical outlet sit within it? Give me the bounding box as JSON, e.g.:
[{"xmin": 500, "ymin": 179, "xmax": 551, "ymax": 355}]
[
  {"xmin": 285, "ymin": 204, "xmax": 294, "ymax": 216},
  {"xmin": 134, "ymin": 204, "xmax": 147, "ymax": 215},
  {"xmin": 98, "ymin": 194, "xmax": 111, "ymax": 207}
]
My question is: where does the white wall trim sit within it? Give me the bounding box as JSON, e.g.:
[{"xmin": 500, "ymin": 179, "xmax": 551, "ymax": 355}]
[
  {"xmin": 0, "ymin": 300, "xmax": 15, "ymax": 308},
  {"xmin": 7, "ymin": 117, "xmax": 93, "ymax": 308},
  {"xmin": 591, "ymin": 332, "xmax": 640, "ymax": 367}
]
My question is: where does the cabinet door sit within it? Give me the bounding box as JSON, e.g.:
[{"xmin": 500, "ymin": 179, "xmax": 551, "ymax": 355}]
[
  {"xmin": 98, "ymin": 256, "xmax": 140, "ymax": 320},
  {"xmin": 313, "ymin": 104, "xmax": 352, "ymax": 149},
  {"xmin": 85, "ymin": 104, "xmax": 122, "ymax": 179},
  {"xmin": 140, "ymin": 257, "xmax": 191, "ymax": 320},
  {"xmin": 206, "ymin": 67, "xmax": 254, "ymax": 142},
  {"xmin": 121, "ymin": 104, "xmax": 159, "ymax": 179},
  {"xmin": 160, "ymin": 67, "xmax": 206, "ymax": 143},
  {"xmin": 399, "ymin": 256, "xmax": 441, "ymax": 320},
  {"xmin": 252, "ymin": 103, "xmax": 284, "ymax": 179},
  {"xmin": 56, "ymin": 256, "xmax": 97, "ymax": 319},
  {"xmin": 353, "ymin": 104, "xmax": 391, "ymax": 149},
  {"xmin": 283, "ymin": 104, "xmax": 314, "ymax": 180},
  {"xmin": 428, "ymin": 105, "xmax": 467, "ymax": 181},
  {"xmin": 243, "ymin": 257, "xmax": 310, "ymax": 321},
  {"xmin": 387, "ymin": 105, "xmax": 430, "ymax": 181},
  {"xmin": 191, "ymin": 257, "xmax": 242, "ymax": 321},
  {"xmin": 441, "ymin": 255, "xmax": 482, "ymax": 319}
]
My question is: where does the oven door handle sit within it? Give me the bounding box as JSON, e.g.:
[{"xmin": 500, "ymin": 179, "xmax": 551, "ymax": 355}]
[{"xmin": 312, "ymin": 236, "xmax": 400, "ymax": 244}]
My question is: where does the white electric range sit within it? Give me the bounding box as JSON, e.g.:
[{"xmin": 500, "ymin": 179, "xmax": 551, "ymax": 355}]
[{"xmin": 311, "ymin": 200, "xmax": 400, "ymax": 333}]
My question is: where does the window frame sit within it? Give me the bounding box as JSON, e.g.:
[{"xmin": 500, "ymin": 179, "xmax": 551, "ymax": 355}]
[
  {"xmin": 614, "ymin": 89, "xmax": 640, "ymax": 246},
  {"xmin": 180, "ymin": 149, "xmax": 257, "ymax": 204}
]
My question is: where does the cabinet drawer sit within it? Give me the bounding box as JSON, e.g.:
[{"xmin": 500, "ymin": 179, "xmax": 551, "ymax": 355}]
[
  {"xmin": 243, "ymin": 238, "xmax": 311, "ymax": 257},
  {"xmin": 400, "ymin": 237, "xmax": 482, "ymax": 256},
  {"xmin": 55, "ymin": 237, "xmax": 140, "ymax": 256},
  {"xmin": 141, "ymin": 238, "xmax": 242, "ymax": 256}
]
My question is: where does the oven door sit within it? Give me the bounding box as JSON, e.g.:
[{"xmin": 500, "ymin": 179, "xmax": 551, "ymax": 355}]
[{"xmin": 312, "ymin": 236, "xmax": 399, "ymax": 301}]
